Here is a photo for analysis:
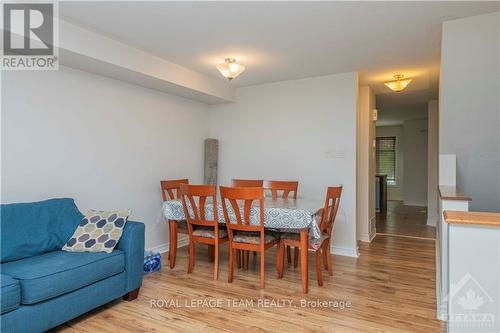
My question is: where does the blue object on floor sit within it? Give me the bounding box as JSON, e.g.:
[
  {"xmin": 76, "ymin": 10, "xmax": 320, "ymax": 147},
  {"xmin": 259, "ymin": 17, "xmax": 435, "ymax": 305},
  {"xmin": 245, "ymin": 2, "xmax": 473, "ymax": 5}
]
[{"xmin": 143, "ymin": 251, "xmax": 161, "ymax": 274}]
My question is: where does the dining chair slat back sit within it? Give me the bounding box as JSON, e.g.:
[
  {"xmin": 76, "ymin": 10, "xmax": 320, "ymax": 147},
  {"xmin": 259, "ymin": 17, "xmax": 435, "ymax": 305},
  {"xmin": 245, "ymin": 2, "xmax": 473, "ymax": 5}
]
[
  {"xmin": 161, "ymin": 179, "xmax": 189, "ymax": 200},
  {"xmin": 231, "ymin": 179, "xmax": 264, "ymax": 187},
  {"xmin": 220, "ymin": 186, "xmax": 264, "ymax": 232},
  {"xmin": 179, "ymin": 184, "xmax": 218, "ymax": 228},
  {"xmin": 263, "ymin": 180, "xmax": 298, "ymax": 199},
  {"xmin": 320, "ymin": 186, "xmax": 342, "ymax": 237}
]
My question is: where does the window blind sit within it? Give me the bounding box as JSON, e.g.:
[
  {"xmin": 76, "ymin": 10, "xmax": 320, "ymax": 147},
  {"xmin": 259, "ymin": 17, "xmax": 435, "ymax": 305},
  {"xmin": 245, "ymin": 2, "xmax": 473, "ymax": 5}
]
[{"xmin": 376, "ymin": 136, "xmax": 397, "ymax": 185}]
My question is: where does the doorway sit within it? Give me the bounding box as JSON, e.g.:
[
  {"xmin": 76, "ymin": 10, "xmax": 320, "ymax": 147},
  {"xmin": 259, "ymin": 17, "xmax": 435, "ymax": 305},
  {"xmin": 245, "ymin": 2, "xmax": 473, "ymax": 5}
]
[{"xmin": 374, "ymin": 108, "xmax": 435, "ymax": 239}]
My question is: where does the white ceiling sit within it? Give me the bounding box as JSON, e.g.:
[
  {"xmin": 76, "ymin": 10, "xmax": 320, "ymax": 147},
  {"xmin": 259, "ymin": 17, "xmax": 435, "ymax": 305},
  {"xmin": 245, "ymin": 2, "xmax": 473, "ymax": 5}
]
[{"xmin": 60, "ymin": 1, "xmax": 499, "ymax": 114}]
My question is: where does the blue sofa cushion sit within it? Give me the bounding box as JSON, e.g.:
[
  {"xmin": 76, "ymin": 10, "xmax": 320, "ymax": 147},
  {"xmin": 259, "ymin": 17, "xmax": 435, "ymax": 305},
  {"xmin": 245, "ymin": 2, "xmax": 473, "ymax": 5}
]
[
  {"xmin": 1, "ymin": 250, "xmax": 125, "ymax": 304},
  {"xmin": 0, "ymin": 274, "xmax": 20, "ymax": 314},
  {"xmin": 1, "ymin": 198, "xmax": 84, "ymax": 263}
]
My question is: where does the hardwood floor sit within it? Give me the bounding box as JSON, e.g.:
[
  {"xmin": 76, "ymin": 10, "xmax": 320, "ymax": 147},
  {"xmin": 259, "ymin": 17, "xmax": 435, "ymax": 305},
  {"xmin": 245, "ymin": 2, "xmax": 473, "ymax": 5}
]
[
  {"xmin": 376, "ymin": 201, "xmax": 436, "ymax": 239},
  {"xmin": 52, "ymin": 234, "xmax": 445, "ymax": 333}
]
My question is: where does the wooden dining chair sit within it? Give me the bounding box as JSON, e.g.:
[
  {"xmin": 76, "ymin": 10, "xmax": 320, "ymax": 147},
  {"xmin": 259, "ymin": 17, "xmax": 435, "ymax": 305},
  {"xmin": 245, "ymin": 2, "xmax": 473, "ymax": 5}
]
[
  {"xmin": 161, "ymin": 179, "xmax": 189, "ymax": 269},
  {"xmin": 179, "ymin": 184, "xmax": 228, "ymax": 280},
  {"xmin": 230, "ymin": 179, "xmax": 264, "ymax": 265},
  {"xmin": 231, "ymin": 179, "xmax": 264, "ymax": 187},
  {"xmin": 263, "ymin": 180, "xmax": 299, "ymax": 267},
  {"xmin": 277, "ymin": 186, "xmax": 342, "ymax": 287},
  {"xmin": 220, "ymin": 186, "xmax": 279, "ymax": 288}
]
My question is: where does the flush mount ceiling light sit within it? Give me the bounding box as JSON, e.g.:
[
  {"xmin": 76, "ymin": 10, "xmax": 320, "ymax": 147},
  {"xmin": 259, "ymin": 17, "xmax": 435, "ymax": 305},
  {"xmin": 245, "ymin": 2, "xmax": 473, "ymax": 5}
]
[
  {"xmin": 384, "ymin": 74, "xmax": 412, "ymax": 92},
  {"xmin": 216, "ymin": 58, "xmax": 245, "ymax": 80}
]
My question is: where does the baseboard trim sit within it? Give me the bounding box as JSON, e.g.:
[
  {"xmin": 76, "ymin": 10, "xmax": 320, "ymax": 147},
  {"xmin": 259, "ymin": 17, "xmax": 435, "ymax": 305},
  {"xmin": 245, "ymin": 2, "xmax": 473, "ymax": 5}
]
[
  {"xmin": 376, "ymin": 233, "xmax": 435, "ymax": 241},
  {"xmin": 358, "ymin": 234, "xmax": 371, "ymax": 242},
  {"xmin": 177, "ymin": 237, "xmax": 189, "ymax": 248},
  {"xmin": 147, "ymin": 236, "xmax": 189, "ymax": 254},
  {"xmin": 149, "ymin": 238, "xmax": 359, "ymax": 258},
  {"xmin": 358, "ymin": 233, "xmax": 375, "ymax": 243},
  {"xmin": 147, "ymin": 243, "xmax": 169, "ymax": 254},
  {"xmin": 331, "ymin": 244, "xmax": 359, "ymax": 258},
  {"xmin": 403, "ymin": 201, "xmax": 427, "ymax": 207}
]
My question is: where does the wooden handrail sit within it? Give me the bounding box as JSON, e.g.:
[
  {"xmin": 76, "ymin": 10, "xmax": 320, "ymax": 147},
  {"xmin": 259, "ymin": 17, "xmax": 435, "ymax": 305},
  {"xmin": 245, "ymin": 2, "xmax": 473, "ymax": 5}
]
[
  {"xmin": 438, "ymin": 185, "xmax": 472, "ymax": 201},
  {"xmin": 444, "ymin": 211, "xmax": 500, "ymax": 227}
]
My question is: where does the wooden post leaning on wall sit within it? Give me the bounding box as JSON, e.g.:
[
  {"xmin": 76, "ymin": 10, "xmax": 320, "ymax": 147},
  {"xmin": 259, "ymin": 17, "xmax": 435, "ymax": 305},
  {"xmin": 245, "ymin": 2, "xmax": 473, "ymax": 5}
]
[{"xmin": 204, "ymin": 139, "xmax": 218, "ymax": 185}]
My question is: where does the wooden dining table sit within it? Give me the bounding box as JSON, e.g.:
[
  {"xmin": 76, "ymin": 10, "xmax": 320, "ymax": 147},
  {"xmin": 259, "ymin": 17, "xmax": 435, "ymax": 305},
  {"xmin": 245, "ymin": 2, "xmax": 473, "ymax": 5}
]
[{"xmin": 162, "ymin": 197, "xmax": 325, "ymax": 293}]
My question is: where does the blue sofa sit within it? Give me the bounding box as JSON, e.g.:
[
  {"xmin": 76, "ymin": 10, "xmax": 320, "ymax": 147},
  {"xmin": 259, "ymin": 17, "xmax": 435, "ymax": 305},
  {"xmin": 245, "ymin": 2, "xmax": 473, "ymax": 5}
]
[{"xmin": 0, "ymin": 198, "xmax": 145, "ymax": 332}]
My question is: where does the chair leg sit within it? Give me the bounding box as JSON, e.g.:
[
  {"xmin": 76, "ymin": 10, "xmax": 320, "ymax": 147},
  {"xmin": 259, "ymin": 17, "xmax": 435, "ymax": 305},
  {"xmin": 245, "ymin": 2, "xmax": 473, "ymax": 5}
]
[
  {"xmin": 281, "ymin": 244, "xmax": 286, "ymax": 278},
  {"xmin": 293, "ymin": 247, "xmax": 299, "ymax": 268},
  {"xmin": 300, "ymin": 230, "xmax": 309, "ymax": 294},
  {"xmin": 277, "ymin": 241, "xmax": 285, "ymax": 278},
  {"xmin": 323, "ymin": 240, "xmax": 329, "ymax": 270},
  {"xmin": 228, "ymin": 245, "xmax": 234, "ymax": 283},
  {"xmin": 244, "ymin": 251, "xmax": 249, "ymax": 270},
  {"xmin": 170, "ymin": 221, "xmax": 178, "ymax": 269},
  {"xmin": 213, "ymin": 243, "xmax": 219, "ymax": 280},
  {"xmin": 236, "ymin": 250, "xmax": 241, "ymax": 269},
  {"xmin": 260, "ymin": 249, "xmax": 265, "ymax": 289},
  {"xmin": 208, "ymin": 244, "xmax": 215, "ymax": 262},
  {"xmin": 188, "ymin": 238, "xmax": 195, "ymax": 273},
  {"xmin": 253, "ymin": 251, "xmax": 257, "ymax": 263},
  {"xmin": 168, "ymin": 221, "xmax": 172, "ymax": 262},
  {"xmin": 315, "ymin": 249, "xmax": 323, "ymax": 286},
  {"xmin": 326, "ymin": 244, "xmax": 333, "ymax": 276},
  {"xmin": 286, "ymin": 246, "xmax": 291, "ymax": 265}
]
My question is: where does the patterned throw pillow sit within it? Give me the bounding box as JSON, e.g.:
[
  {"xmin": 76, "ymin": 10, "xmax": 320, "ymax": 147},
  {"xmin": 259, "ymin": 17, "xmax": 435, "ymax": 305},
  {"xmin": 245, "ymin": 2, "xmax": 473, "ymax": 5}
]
[{"xmin": 63, "ymin": 209, "xmax": 130, "ymax": 253}]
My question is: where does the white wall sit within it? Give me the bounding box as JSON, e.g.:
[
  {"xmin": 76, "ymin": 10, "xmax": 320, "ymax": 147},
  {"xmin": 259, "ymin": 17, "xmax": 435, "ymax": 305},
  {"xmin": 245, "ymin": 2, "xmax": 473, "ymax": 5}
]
[
  {"xmin": 447, "ymin": 223, "xmax": 500, "ymax": 332},
  {"xmin": 376, "ymin": 125, "xmax": 404, "ymax": 201},
  {"xmin": 403, "ymin": 119, "xmax": 428, "ymax": 206},
  {"xmin": 208, "ymin": 73, "xmax": 359, "ymax": 257},
  {"xmin": 357, "ymin": 86, "xmax": 376, "ymax": 242},
  {"xmin": 1, "ymin": 68, "xmax": 362, "ymax": 257},
  {"xmin": 1, "ymin": 66, "xmax": 208, "ymax": 250},
  {"xmin": 427, "ymin": 100, "xmax": 439, "ymax": 226},
  {"xmin": 440, "ymin": 12, "xmax": 500, "ymax": 211}
]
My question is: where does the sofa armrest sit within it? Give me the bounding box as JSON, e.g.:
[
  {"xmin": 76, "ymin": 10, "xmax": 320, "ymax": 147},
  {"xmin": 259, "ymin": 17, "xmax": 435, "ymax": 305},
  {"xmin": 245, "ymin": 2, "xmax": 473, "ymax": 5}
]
[{"xmin": 116, "ymin": 221, "xmax": 145, "ymax": 292}]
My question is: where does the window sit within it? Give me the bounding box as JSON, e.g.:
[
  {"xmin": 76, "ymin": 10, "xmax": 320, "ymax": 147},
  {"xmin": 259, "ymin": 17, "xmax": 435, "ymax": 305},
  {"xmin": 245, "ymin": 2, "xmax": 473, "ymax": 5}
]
[{"xmin": 376, "ymin": 136, "xmax": 397, "ymax": 186}]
